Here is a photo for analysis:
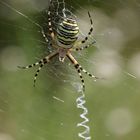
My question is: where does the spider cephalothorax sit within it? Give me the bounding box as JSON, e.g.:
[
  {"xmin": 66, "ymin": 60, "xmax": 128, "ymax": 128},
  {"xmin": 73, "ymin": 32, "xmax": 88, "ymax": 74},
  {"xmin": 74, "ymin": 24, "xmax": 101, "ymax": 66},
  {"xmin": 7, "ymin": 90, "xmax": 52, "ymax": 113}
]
[{"xmin": 18, "ymin": 0, "xmax": 98, "ymax": 91}]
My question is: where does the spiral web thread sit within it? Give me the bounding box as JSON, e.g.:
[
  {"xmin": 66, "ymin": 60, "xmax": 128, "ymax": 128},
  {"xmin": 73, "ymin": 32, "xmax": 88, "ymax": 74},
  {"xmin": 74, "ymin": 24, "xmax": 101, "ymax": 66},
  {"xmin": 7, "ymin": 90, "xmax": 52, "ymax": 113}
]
[{"xmin": 76, "ymin": 91, "xmax": 91, "ymax": 140}]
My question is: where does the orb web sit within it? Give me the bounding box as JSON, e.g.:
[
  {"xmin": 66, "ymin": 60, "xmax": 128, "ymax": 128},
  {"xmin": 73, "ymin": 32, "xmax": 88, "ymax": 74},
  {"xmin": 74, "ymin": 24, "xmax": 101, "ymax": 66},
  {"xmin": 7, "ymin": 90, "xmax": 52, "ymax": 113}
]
[{"xmin": 0, "ymin": 0, "xmax": 140, "ymax": 140}]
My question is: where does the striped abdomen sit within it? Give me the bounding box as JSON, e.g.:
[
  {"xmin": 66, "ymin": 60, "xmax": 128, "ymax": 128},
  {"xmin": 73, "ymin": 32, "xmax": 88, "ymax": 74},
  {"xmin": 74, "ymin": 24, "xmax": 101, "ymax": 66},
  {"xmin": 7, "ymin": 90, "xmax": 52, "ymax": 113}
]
[{"xmin": 57, "ymin": 18, "xmax": 79, "ymax": 48}]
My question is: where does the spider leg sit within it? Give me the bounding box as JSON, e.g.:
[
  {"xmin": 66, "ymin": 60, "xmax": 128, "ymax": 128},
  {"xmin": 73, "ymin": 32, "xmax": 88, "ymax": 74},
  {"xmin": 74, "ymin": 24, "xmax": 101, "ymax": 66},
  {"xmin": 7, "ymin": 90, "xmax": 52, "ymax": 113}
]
[
  {"xmin": 33, "ymin": 60, "xmax": 47, "ymax": 87},
  {"xmin": 67, "ymin": 52, "xmax": 99, "ymax": 91},
  {"xmin": 73, "ymin": 12, "xmax": 95, "ymax": 51},
  {"xmin": 18, "ymin": 50, "xmax": 58, "ymax": 69},
  {"xmin": 43, "ymin": 0, "xmax": 56, "ymax": 52},
  {"xmin": 18, "ymin": 61, "xmax": 42, "ymax": 69},
  {"xmin": 47, "ymin": 0, "xmax": 55, "ymax": 39},
  {"xmin": 75, "ymin": 66, "xmax": 85, "ymax": 91},
  {"xmin": 74, "ymin": 40, "xmax": 96, "ymax": 51},
  {"xmin": 78, "ymin": 65, "xmax": 99, "ymax": 80},
  {"xmin": 79, "ymin": 11, "xmax": 93, "ymax": 45},
  {"xmin": 41, "ymin": 28, "xmax": 49, "ymax": 43},
  {"xmin": 67, "ymin": 53, "xmax": 85, "ymax": 91},
  {"xmin": 19, "ymin": 50, "xmax": 59, "ymax": 86}
]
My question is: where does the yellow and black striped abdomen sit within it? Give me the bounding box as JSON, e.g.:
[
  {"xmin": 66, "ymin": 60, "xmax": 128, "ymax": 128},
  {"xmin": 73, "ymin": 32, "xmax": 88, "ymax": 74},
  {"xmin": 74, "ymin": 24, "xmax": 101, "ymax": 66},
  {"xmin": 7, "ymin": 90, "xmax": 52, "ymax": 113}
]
[{"xmin": 57, "ymin": 18, "xmax": 79, "ymax": 48}]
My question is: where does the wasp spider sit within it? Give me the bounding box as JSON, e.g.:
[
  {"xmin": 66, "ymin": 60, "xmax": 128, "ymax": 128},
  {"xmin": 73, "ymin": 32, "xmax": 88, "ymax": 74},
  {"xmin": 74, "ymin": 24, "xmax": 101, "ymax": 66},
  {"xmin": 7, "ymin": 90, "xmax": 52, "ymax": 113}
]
[{"xmin": 18, "ymin": 0, "xmax": 99, "ymax": 91}]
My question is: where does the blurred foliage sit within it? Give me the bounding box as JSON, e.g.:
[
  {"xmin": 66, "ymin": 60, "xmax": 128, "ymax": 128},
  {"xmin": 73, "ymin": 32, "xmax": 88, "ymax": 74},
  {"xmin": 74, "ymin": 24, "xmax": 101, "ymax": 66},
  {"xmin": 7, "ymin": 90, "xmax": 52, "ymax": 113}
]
[{"xmin": 0, "ymin": 0, "xmax": 140, "ymax": 140}]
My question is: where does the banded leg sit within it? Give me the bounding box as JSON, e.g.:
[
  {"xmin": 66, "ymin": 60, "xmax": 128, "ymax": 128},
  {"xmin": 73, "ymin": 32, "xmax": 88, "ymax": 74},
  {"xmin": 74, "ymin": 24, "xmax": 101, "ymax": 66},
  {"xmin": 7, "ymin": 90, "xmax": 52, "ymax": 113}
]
[
  {"xmin": 41, "ymin": 28, "xmax": 49, "ymax": 43},
  {"xmin": 47, "ymin": 0, "xmax": 55, "ymax": 39},
  {"xmin": 33, "ymin": 50, "xmax": 59, "ymax": 86},
  {"xmin": 74, "ymin": 40, "xmax": 96, "ymax": 51},
  {"xmin": 19, "ymin": 51, "xmax": 59, "ymax": 86},
  {"xmin": 79, "ymin": 12, "xmax": 93, "ymax": 45},
  {"xmin": 67, "ymin": 52, "xmax": 99, "ymax": 91},
  {"xmin": 78, "ymin": 65, "xmax": 99, "ymax": 80},
  {"xmin": 18, "ymin": 61, "xmax": 43, "ymax": 69},
  {"xmin": 18, "ymin": 50, "xmax": 59, "ymax": 69},
  {"xmin": 74, "ymin": 64, "xmax": 85, "ymax": 91},
  {"xmin": 67, "ymin": 53, "xmax": 85, "ymax": 91},
  {"xmin": 33, "ymin": 60, "xmax": 47, "ymax": 87}
]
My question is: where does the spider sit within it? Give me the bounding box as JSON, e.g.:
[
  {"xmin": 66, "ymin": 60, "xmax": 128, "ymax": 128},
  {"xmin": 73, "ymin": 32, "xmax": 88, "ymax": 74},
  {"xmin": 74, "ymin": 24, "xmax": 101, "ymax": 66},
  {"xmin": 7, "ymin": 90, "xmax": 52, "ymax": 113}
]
[{"xmin": 17, "ymin": 0, "xmax": 99, "ymax": 91}]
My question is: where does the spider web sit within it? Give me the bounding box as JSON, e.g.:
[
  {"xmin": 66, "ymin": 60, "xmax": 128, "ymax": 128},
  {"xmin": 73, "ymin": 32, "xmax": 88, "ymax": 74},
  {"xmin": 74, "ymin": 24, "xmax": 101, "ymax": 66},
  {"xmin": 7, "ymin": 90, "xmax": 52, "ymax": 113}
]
[{"xmin": 0, "ymin": 0, "xmax": 140, "ymax": 140}]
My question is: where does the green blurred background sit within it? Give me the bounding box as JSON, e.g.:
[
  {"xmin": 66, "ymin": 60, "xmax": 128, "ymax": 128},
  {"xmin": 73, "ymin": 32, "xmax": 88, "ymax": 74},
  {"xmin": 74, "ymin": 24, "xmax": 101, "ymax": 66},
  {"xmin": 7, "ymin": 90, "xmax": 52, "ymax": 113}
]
[{"xmin": 0, "ymin": 0, "xmax": 140, "ymax": 140}]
